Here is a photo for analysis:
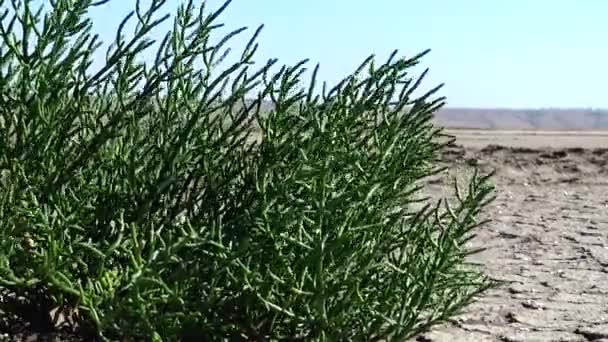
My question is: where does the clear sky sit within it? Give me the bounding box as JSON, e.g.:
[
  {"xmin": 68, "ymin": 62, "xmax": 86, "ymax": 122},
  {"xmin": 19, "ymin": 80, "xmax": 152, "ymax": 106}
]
[{"xmin": 86, "ymin": 0, "xmax": 608, "ymax": 109}]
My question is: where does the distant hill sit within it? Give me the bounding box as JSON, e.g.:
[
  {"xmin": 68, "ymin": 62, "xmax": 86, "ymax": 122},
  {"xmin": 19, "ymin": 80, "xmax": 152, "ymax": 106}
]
[
  {"xmin": 230, "ymin": 99, "xmax": 608, "ymax": 130},
  {"xmin": 433, "ymin": 108, "xmax": 608, "ymax": 130}
]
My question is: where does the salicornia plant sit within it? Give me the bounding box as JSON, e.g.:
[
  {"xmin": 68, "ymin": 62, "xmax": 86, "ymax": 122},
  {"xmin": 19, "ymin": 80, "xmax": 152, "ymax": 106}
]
[{"xmin": 0, "ymin": 0, "xmax": 496, "ymax": 340}]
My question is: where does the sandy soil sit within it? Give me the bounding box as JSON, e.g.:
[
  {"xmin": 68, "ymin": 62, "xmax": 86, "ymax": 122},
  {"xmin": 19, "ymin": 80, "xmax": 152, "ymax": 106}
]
[
  {"xmin": 442, "ymin": 129, "xmax": 608, "ymax": 149},
  {"xmin": 2, "ymin": 129, "xmax": 607, "ymax": 341},
  {"xmin": 412, "ymin": 130, "xmax": 608, "ymax": 342}
]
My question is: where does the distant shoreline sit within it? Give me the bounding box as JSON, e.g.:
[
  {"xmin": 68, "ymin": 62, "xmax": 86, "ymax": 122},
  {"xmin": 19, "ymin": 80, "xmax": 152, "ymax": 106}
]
[{"xmin": 433, "ymin": 107, "xmax": 608, "ymax": 130}]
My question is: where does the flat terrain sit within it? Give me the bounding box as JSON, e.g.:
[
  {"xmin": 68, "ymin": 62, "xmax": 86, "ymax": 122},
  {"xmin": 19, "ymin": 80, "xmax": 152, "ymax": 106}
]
[
  {"xmin": 3, "ymin": 125, "xmax": 607, "ymax": 341},
  {"xmin": 443, "ymin": 129, "xmax": 608, "ymax": 149},
  {"xmin": 434, "ymin": 108, "xmax": 608, "ymax": 130},
  {"xmin": 413, "ymin": 129, "xmax": 608, "ymax": 342}
]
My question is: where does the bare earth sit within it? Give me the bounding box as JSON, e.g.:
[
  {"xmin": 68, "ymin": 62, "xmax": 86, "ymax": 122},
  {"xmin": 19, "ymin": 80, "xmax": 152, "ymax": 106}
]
[
  {"xmin": 2, "ymin": 128, "xmax": 607, "ymax": 341},
  {"xmin": 413, "ymin": 129, "xmax": 608, "ymax": 342}
]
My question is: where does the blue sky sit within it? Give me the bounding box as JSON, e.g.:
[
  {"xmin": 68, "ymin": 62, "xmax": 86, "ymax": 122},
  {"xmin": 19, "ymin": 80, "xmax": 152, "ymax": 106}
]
[{"xmin": 86, "ymin": 0, "xmax": 608, "ymax": 109}]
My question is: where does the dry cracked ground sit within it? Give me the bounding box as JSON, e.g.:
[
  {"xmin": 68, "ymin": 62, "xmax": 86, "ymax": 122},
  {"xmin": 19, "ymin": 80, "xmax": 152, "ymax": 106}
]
[
  {"xmin": 1, "ymin": 130, "xmax": 607, "ymax": 341},
  {"xmin": 413, "ymin": 130, "xmax": 608, "ymax": 342}
]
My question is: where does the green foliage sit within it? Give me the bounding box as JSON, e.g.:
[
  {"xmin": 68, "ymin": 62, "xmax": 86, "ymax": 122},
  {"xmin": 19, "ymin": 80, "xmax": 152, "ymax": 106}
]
[{"xmin": 0, "ymin": 0, "xmax": 496, "ymax": 340}]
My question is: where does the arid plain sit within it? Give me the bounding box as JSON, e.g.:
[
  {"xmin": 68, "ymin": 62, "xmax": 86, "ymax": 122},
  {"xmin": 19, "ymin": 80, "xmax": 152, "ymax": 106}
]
[
  {"xmin": 413, "ymin": 111, "xmax": 608, "ymax": 342},
  {"xmin": 2, "ymin": 109, "xmax": 607, "ymax": 341}
]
